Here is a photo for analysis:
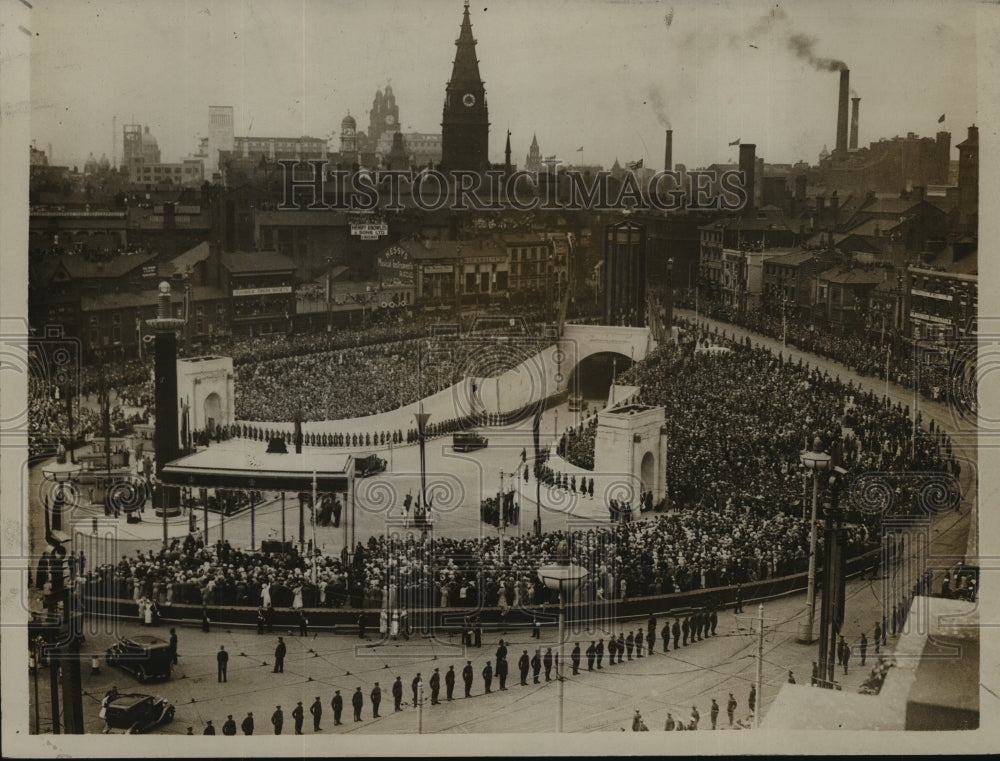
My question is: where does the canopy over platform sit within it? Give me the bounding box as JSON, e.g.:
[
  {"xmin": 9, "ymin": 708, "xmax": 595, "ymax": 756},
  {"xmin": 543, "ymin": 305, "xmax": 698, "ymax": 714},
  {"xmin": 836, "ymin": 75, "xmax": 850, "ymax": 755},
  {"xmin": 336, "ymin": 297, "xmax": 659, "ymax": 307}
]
[{"xmin": 161, "ymin": 447, "xmax": 354, "ymax": 492}]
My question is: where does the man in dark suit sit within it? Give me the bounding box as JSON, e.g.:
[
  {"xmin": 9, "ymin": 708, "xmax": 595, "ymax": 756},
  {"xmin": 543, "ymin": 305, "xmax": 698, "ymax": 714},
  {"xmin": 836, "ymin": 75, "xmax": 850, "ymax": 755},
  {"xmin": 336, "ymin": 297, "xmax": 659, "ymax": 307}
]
[
  {"xmin": 273, "ymin": 637, "xmax": 286, "ymax": 673},
  {"xmin": 482, "ymin": 661, "xmax": 493, "ymax": 693},
  {"xmin": 672, "ymin": 618, "xmax": 681, "ymax": 650},
  {"xmin": 606, "ymin": 636, "xmax": 616, "ymax": 665},
  {"xmin": 392, "ymin": 677, "xmax": 403, "ymax": 711},
  {"xmin": 271, "ymin": 705, "xmax": 284, "ymax": 734},
  {"xmin": 616, "ymin": 633, "xmax": 625, "ymax": 662},
  {"xmin": 291, "ymin": 702, "xmax": 304, "ymax": 734},
  {"xmin": 241, "ymin": 712, "xmax": 254, "ymax": 735},
  {"xmin": 625, "ymin": 631, "xmax": 635, "ymax": 660},
  {"xmin": 331, "ymin": 690, "xmax": 343, "ymax": 725},
  {"xmin": 681, "ymin": 616, "xmax": 690, "ymax": 646},
  {"xmin": 462, "ymin": 661, "xmax": 474, "ymax": 697},
  {"xmin": 543, "ymin": 648, "xmax": 553, "ymax": 681},
  {"xmin": 168, "ymin": 628, "xmax": 178, "ymax": 665},
  {"xmin": 531, "ymin": 649, "xmax": 542, "ymax": 683},
  {"xmin": 571, "ymin": 642, "xmax": 581, "ymax": 674},
  {"xmin": 370, "ymin": 682, "xmax": 381, "ymax": 718},
  {"xmin": 495, "ymin": 639, "xmax": 508, "ymax": 673},
  {"xmin": 445, "ymin": 665, "xmax": 456, "ymax": 700},
  {"xmin": 351, "ymin": 687, "xmax": 364, "ymax": 722},
  {"xmin": 710, "ymin": 609, "xmax": 719, "ymax": 635},
  {"xmin": 518, "ymin": 650, "xmax": 530, "ymax": 685},
  {"xmin": 595, "ymin": 638, "xmax": 604, "ymax": 668},
  {"xmin": 429, "ymin": 668, "xmax": 441, "ymax": 704},
  {"xmin": 309, "ymin": 697, "xmax": 322, "ymax": 731},
  {"xmin": 586, "ymin": 641, "xmax": 596, "ymax": 671},
  {"xmin": 496, "ymin": 656, "xmax": 508, "ymax": 690},
  {"xmin": 647, "ymin": 617, "xmax": 656, "ymax": 653},
  {"xmin": 661, "ymin": 622, "xmax": 670, "ymax": 652},
  {"xmin": 221, "ymin": 715, "xmax": 236, "ymax": 735},
  {"xmin": 217, "ymin": 645, "xmax": 229, "ymax": 682}
]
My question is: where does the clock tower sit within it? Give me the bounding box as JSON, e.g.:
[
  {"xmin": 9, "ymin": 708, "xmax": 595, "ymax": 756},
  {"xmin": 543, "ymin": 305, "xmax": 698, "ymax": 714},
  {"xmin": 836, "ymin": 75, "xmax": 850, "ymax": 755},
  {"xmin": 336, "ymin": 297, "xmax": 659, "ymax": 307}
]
[{"xmin": 441, "ymin": 1, "xmax": 490, "ymax": 172}]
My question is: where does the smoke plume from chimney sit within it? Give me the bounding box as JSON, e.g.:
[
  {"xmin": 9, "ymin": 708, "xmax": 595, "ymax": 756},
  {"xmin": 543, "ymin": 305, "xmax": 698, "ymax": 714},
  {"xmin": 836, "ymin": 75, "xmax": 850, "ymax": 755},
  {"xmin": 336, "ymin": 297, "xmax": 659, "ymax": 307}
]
[
  {"xmin": 787, "ymin": 32, "xmax": 847, "ymax": 71},
  {"xmin": 646, "ymin": 86, "xmax": 671, "ymax": 129}
]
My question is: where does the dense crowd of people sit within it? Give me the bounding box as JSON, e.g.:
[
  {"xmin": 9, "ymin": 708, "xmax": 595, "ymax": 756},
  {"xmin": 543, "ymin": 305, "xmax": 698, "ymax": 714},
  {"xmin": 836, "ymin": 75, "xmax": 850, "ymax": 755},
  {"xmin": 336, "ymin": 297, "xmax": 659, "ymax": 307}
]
[{"xmin": 677, "ymin": 295, "xmax": 971, "ymax": 405}]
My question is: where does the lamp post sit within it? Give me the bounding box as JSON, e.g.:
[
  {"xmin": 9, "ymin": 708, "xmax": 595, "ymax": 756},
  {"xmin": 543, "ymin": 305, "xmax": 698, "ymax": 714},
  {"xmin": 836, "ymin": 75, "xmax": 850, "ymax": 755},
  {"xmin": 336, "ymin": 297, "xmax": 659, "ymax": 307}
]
[
  {"xmin": 41, "ymin": 461, "xmax": 81, "ymax": 533},
  {"xmin": 797, "ymin": 438, "xmax": 831, "ymax": 644},
  {"xmin": 537, "ymin": 548, "xmax": 589, "ymax": 733}
]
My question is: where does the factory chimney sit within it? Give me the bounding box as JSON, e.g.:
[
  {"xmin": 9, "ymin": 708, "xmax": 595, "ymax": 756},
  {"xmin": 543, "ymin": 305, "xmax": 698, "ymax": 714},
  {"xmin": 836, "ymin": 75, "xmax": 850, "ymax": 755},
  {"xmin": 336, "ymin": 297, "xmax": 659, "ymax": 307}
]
[
  {"xmin": 664, "ymin": 129, "xmax": 673, "ymax": 172},
  {"xmin": 850, "ymin": 97, "xmax": 860, "ymax": 151},
  {"xmin": 739, "ymin": 143, "xmax": 756, "ymax": 215},
  {"xmin": 836, "ymin": 69, "xmax": 850, "ymax": 157}
]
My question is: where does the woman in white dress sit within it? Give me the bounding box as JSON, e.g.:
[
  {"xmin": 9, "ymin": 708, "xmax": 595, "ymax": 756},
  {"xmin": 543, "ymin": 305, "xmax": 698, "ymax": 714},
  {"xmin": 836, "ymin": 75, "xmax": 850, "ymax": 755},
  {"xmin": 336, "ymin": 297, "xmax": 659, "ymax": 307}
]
[
  {"xmin": 292, "ymin": 585, "xmax": 303, "ymax": 610},
  {"xmin": 379, "ymin": 609, "xmax": 388, "ymax": 636},
  {"xmin": 261, "ymin": 581, "xmax": 272, "ymax": 608},
  {"xmin": 390, "ymin": 610, "xmax": 400, "ymax": 639}
]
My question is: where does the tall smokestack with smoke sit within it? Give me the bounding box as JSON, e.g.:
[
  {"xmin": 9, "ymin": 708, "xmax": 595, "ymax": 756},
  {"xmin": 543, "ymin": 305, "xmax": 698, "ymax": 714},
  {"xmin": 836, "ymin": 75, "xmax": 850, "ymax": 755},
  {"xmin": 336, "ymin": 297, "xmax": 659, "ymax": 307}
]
[
  {"xmin": 664, "ymin": 129, "xmax": 673, "ymax": 172},
  {"xmin": 836, "ymin": 69, "xmax": 850, "ymax": 157},
  {"xmin": 850, "ymin": 97, "xmax": 860, "ymax": 150},
  {"xmin": 739, "ymin": 143, "xmax": 756, "ymax": 216}
]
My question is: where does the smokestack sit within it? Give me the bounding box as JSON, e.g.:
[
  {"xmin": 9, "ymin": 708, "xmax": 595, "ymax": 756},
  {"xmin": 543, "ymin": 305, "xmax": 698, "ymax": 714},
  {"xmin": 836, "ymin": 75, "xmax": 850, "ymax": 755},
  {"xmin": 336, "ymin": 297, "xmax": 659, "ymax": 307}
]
[
  {"xmin": 739, "ymin": 143, "xmax": 756, "ymax": 215},
  {"xmin": 850, "ymin": 97, "xmax": 860, "ymax": 150},
  {"xmin": 836, "ymin": 69, "xmax": 850, "ymax": 157},
  {"xmin": 664, "ymin": 129, "xmax": 673, "ymax": 172}
]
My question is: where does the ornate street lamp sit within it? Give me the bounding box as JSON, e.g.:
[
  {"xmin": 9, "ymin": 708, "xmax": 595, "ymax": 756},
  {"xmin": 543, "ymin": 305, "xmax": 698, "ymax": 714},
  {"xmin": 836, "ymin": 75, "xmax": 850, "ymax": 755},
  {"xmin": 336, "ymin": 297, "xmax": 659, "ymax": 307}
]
[
  {"xmin": 537, "ymin": 543, "xmax": 589, "ymax": 733},
  {"xmin": 41, "ymin": 461, "xmax": 81, "ymax": 534},
  {"xmin": 797, "ymin": 438, "xmax": 831, "ymax": 644}
]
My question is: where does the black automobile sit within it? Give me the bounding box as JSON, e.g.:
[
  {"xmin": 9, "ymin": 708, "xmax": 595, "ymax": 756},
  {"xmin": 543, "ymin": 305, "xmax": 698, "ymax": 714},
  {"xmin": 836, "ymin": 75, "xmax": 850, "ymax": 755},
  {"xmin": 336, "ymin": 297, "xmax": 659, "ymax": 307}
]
[
  {"xmin": 355, "ymin": 453, "xmax": 388, "ymax": 478},
  {"xmin": 106, "ymin": 634, "xmax": 173, "ymax": 682},
  {"xmin": 453, "ymin": 432, "xmax": 488, "ymax": 452},
  {"xmin": 102, "ymin": 692, "xmax": 175, "ymax": 734}
]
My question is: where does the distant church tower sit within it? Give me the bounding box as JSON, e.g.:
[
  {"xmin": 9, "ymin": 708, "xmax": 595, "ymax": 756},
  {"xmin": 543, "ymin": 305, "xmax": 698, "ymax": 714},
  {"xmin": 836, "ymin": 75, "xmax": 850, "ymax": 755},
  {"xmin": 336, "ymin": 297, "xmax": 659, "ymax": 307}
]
[
  {"xmin": 340, "ymin": 113, "xmax": 358, "ymax": 162},
  {"xmin": 369, "ymin": 85, "xmax": 399, "ymax": 150},
  {"xmin": 440, "ymin": 1, "xmax": 490, "ymax": 172},
  {"xmin": 525, "ymin": 133, "xmax": 541, "ymax": 172}
]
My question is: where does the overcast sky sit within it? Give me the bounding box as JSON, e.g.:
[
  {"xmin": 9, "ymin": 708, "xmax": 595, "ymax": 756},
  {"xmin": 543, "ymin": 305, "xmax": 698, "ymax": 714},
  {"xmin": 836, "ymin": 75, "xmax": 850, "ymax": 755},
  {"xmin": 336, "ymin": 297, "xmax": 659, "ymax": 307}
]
[{"xmin": 30, "ymin": 0, "xmax": 979, "ymax": 171}]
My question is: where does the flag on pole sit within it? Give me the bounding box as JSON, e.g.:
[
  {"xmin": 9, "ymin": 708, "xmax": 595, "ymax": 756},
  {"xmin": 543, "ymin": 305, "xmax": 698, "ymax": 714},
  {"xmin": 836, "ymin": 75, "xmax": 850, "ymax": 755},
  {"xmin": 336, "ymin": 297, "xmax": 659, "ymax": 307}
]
[
  {"xmin": 626, "ymin": 159, "xmax": 644, "ymax": 170},
  {"xmin": 576, "ymin": 146, "xmax": 584, "ymax": 152},
  {"xmin": 938, "ymin": 113, "xmax": 946, "ymax": 123},
  {"xmin": 728, "ymin": 138, "xmax": 741, "ymax": 146}
]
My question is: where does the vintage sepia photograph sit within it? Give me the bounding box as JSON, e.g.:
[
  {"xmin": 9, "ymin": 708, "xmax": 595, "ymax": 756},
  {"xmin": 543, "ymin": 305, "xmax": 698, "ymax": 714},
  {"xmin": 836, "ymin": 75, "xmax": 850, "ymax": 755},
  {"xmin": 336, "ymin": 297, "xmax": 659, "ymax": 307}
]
[{"xmin": 2, "ymin": 0, "xmax": 997, "ymax": 755}]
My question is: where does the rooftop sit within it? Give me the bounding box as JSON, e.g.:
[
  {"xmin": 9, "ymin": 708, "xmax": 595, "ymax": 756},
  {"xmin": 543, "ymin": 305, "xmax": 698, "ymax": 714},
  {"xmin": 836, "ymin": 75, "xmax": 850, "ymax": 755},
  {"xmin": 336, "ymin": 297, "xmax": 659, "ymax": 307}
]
[{"xmin": 220, "ymin": 249, "xmax": 297, "ymax": 274}]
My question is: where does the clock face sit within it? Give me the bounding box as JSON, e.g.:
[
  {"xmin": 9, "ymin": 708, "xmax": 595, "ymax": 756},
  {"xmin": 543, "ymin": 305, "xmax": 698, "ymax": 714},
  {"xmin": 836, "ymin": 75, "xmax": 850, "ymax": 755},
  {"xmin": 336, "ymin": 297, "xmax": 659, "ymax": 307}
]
[
  {"xmin": 462, "ymin": 93, "xmax": 476, "ymax": 108},
  {"xmin": 385, "ymin": 114, "xmax": 396, "ymax": 126}
]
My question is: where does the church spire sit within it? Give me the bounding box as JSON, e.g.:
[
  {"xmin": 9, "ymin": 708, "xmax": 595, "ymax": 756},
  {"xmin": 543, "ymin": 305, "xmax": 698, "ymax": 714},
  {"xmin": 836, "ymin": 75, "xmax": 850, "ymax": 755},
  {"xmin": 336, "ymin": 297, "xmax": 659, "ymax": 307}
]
[
  {"xmin": 449, "ymin": 0, "xmax": 484, "ymax": 91},
  {"xmin": 440, "ymin": 2, "xmax": 490, "ymax": 172}
]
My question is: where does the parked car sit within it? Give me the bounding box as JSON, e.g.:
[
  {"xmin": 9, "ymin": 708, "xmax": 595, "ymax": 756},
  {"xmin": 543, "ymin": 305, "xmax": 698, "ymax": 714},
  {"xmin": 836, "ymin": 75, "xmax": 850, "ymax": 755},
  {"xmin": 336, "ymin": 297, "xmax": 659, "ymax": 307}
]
[
  {"xmin": 453, "ymin": 432, "xmax": 488, "ymax": 452},
  {"xmin": 106, "ymin": 635, "xmax": 172, "ymax": 682},
  {"xmin": 355, "ymin": 453, "xmax": 387, "ymax": 478},
  {"xmin": 102, "ymin": 692, "xmax": 175, "ymax": 734}
]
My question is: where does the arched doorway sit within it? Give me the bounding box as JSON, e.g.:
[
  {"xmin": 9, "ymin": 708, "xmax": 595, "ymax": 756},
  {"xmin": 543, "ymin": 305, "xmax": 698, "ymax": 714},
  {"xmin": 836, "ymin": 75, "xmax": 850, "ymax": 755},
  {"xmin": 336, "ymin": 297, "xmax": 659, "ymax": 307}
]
[
  {"xmin": 204, "ymin": 392, "xmax": 222, "ymax": 432},
  {"xmin": 640, "ymin": 451, "xmax": 655, "ymax": 491}
]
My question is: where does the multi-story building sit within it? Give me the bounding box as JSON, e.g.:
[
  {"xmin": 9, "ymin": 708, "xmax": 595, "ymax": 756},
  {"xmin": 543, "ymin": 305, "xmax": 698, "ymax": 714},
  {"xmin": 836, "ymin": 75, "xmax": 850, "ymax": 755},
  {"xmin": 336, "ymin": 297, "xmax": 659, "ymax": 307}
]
[
  {"xmin": 129, "ymin": 158, "xmax": 204, "ymax": 187},
  {"xmin": 216, "ymin": 249, "xmax": 298, "ymax": 338},
  {"xmin": 813, "ymin": 264, "xmax": 890, "ymax": 334},
  {"xmin": 907, "ymin": 264, "xmax": 977, "ymax": 342},
  {"xmin": 761, "ymin": 248, "xmax": 838, "ymax": 318}
]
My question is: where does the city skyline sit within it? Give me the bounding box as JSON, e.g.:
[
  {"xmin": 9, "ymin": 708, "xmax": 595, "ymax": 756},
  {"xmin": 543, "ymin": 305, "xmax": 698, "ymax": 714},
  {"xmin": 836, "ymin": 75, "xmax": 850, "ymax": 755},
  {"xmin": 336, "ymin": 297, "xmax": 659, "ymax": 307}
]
[{"xmin": 30, "ymin": 0, "xmax": 977, "ymax": 172}]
